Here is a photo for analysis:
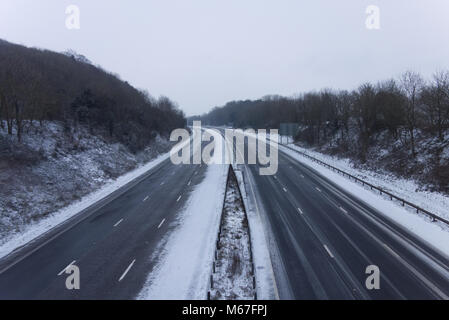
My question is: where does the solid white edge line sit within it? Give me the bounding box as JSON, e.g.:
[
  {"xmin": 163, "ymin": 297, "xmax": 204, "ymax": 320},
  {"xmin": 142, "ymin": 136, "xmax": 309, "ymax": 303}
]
[
  {"xmin": 58, "ymin": 260, "xmax": 76, "ymax": 276},
  {"xmin": 176, "ymin": 195, "xmax": 182, "ymax": 202},
  {"xmin": 119, "ymin": 259, "xmax": 136, "ymax": 282},
  {"xmin": 324, "ymin": 245, "xmax": 334, "ymax": 258}
]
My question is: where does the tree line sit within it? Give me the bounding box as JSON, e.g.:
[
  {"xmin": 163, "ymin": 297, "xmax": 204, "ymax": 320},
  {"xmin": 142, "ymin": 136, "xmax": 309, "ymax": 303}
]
[
  {"xmin": 0, "ymin": 39, "xmax": 186, "ymax": 152},
  {"xmin": 198, "ymin": 70, "xmax": 449, "ymax": 162}
]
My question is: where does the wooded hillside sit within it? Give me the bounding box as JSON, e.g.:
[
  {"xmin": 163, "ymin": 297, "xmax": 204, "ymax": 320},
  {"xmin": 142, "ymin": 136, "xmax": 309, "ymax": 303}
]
[{"xmin": 0, "ymin": 39, "xmax": 186, "ymax": 152}]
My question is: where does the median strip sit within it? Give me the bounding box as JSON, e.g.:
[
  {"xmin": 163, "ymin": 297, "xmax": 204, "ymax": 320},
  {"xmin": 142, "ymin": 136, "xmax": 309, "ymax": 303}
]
[{"xmin": 209, "ymin": 166, "xmax": 256, "ymax": 300}]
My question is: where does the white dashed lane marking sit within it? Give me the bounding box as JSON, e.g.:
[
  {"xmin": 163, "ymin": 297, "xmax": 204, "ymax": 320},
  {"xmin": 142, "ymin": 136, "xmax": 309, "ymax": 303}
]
[
  {"xmin": 58, "ymin": 260, "xmax": 76, "ymax": 276},
  {"xmin": 114, "ymin": 219, "xmax": 123, "ymax": 227},
  {"xmin": 324, "ymin": 245, "xmax": 334, "ymax": 258},
  {"xmin": 119, "ymin": 260, "xmax": 136, "ymax": 282},
  {"xmin": 158, "ymin": 219, "xmax": 166, "ymax": 229}
]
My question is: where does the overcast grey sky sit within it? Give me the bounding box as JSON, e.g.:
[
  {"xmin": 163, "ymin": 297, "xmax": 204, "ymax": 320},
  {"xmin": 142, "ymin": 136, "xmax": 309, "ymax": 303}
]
[{"xmin": 1, "ymin": 1, "xmax": 449, "ymax": 115}]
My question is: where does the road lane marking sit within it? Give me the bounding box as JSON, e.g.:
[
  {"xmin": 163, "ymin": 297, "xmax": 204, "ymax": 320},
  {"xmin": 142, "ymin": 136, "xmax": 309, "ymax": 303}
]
[
  {"xmin": 114, "ymin": 219, "xmax": 123, "ymax": 227},
  {"xmin": 143, "ymin": 196, "xmax": 149, "ymax": 202},
  {"xmin": 158, "ymin": 219, "xmax": 166, "ymax": 229},
  {"xmin": 298, "ymin": 208, "xmax": 304, "ymax": 215},
  {"xmin": 300, "ymin": 174, "xmax": 305, "ymax": 178},
  {"xmin": 274, "ymin": 176, "xmax": 277, "ymax": 180},
  {"xmin": 177, "ymin": 195, "xmax": 182, "ymax": 202},
  {"xmin": 381, "ymin": 244, "xmax": 448, "ymax": 298},
  {"xmin": 187, "ymin": 180, "xmax": 191, "ymax": 186},
  {"xmin": 283, "ymin": 187, "xmax": 287, "ymax": 193},
  {"xmin": 339, "ymin": 207, "xmax": 348, "ymax": 214},
  {"xmin": 58, "ymin": 260, "xmax": 76, "ymax": 276},
  {"xmin": 316, "ymin": 187, "xmax": 322, "ymax": 192},
  {"xmin": 383, "ymin": 243, "xmax": 400, "ymax": 259},
  {"xmin": 119, "ymin": 259, "xmax": 136, "ymax": 282},
  {"xmin": 324, "ymin": 245, "xmax": 334, "ymax": 258},
  {"xmin": 160, "ymin": 182, "xmax": 165, "ymax": 186}
]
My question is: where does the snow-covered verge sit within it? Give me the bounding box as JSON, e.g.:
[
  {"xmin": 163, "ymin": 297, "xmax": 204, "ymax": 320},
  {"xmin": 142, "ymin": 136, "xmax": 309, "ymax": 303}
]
[
  {"xmin": 281, "ymin": 146, "xmax": 449, "ymax": 256},
  {"xmin": 210, "ymin": 167, "xmax": 255, "ymax": 300},
  {"xmin": 0, "ymin": 121, "xmax": 175, "ymax": 255},
  {"xmin": 284, "ymin": 143, "xmax": 449, "ymax": 225},
  {"xmin": 137, "ymin": 163, "xmax": 228, "ymax": 300}
]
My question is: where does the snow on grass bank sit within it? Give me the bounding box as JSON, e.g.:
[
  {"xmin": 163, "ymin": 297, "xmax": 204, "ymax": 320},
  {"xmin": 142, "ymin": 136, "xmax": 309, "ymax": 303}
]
[
  {"xmin": 0, "ymin": 151, "xmax": 170, "ymax": 259},
  {"xmin": 285, "ymin": 143, "xmax": 449, "ymax": 224},
  {"xmin": 281, "ymin": 146, "xmax": 449, "ymax": 257},
  {"xmin": 0, "ymin": 132, "xmax": 193, "ymax": 260},
  {"xmin": 137, "ymin": 163, "xmax": 228, "ymax": 300}
]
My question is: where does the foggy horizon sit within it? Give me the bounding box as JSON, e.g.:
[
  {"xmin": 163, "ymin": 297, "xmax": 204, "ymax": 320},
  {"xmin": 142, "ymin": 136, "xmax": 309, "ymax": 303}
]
[{"xmin": 1, "ymin": 0, "xmax": 449, "ymax": 116}]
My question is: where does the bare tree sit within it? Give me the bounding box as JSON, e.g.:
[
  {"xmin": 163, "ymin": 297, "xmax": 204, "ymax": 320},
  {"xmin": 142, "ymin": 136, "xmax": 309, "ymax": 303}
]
[
  {"xmin": 400, "ymin": 71, "xmax": 424, "ymax": 157},
  {"xmin": 430, "ymin": 71, "xmax": 449, "ymax": 140}
]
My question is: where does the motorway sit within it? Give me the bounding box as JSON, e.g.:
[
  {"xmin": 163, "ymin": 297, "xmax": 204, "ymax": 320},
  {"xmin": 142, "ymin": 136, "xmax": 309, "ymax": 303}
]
[
  {"xmin": 1, "ymin": 127, "xmax": 449, "ymax": 300},
  {"xmin": 0, "ymin": 142, "xmax": 208, "ymax": 299},
  {"xmin": 240, "ymin": 138, "xmax": 449, "ymax": 299}
]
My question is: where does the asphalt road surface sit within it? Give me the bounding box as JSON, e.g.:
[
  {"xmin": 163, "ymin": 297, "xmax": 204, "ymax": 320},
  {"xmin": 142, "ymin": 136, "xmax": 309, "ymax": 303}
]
[
  {"xmin": 240, "ymin": 136, "xmax": 449, "ymax": 299},
  {"xmin": 0, "ymin": 142, "xmax": 207, "ymax": 300},
  {"xmin": 1, "ymin": 128, "xmax": 449, "ymax": 300}
]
